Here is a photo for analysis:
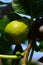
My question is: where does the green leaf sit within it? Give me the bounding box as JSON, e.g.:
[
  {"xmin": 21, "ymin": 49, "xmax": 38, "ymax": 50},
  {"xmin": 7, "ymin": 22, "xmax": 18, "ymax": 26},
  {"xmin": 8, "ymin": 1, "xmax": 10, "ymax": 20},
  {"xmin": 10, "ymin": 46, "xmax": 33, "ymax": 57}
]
[
  {"xmin": 13, "ymin": 0, "xmax": 43, "ymax": 18},
  {"xmin": 0, "ymin": 30, "xmax": 12, "ymax": 54},
  {"xmin": 0, "ymin": 16, "xmax": 12, "ymax": 54},
  {"xmin": 39, "ymin": 41, "xmax": 43, "ymax": 52},
  {"xmin": 40, "ymin": 41, "xmax": 43, "ymax": 48},
  {"xmin": 12, "ymin": 2, "xmax": 26, "ymax": 14},
  {"xmin": 0, "ymin": 16, "xmax": 9, "ymax": 31}
]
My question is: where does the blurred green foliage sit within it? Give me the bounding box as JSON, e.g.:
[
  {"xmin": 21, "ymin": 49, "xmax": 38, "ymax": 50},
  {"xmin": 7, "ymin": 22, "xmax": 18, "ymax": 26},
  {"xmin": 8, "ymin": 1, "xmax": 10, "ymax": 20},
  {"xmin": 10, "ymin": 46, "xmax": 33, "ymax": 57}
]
[{"xmin": 0, "ymin": 0, "xmax": 43, "ymax": 65}]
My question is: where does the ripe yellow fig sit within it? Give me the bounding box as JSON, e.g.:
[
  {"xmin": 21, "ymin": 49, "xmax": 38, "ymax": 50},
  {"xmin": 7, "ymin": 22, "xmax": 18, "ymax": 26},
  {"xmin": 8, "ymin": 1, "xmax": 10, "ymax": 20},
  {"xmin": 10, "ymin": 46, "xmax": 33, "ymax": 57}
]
[{"xmin": 4, "ymin": 20, "xmax": 28, "ymax": 44}]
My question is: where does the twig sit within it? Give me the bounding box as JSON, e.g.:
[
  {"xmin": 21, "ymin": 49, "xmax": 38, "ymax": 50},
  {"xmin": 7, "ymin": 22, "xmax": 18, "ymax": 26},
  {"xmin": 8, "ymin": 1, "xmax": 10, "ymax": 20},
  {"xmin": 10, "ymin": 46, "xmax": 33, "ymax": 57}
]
[
  {"xmin": 20, "ymin": 40, "xmax": 32, "ymax": 65},
  {"xmin": 20, "ymin": 39, "xmax": 36, "ymax": 65}
]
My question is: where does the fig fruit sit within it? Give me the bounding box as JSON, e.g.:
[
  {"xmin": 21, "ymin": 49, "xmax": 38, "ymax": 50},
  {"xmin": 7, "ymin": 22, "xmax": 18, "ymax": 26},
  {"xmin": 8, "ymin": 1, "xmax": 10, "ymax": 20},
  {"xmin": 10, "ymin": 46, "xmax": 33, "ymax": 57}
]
[{"xmin": 4, "ymin": 20, "xmax": 28, "ymax": 44}]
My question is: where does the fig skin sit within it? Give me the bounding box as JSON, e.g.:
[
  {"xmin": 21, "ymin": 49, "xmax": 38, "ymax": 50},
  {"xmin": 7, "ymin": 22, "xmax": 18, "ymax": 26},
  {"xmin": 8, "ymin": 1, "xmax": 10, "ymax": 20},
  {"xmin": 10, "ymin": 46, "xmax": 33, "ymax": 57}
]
[{"xmin": 4, "ymin": 20, "xmax": 29, "ymax": 44}]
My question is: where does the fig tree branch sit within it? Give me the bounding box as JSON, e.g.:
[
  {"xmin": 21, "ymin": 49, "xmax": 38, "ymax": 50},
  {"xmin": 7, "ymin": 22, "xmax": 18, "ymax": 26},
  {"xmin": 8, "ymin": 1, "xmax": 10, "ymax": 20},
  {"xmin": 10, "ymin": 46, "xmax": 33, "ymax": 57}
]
[
  {"xmin": 20, "ymin": 40, "xmax": 32, "ymax": 65},
  {"xmin": 20, "ymin": 39, "xmax": 36, "ymax": 65}
]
